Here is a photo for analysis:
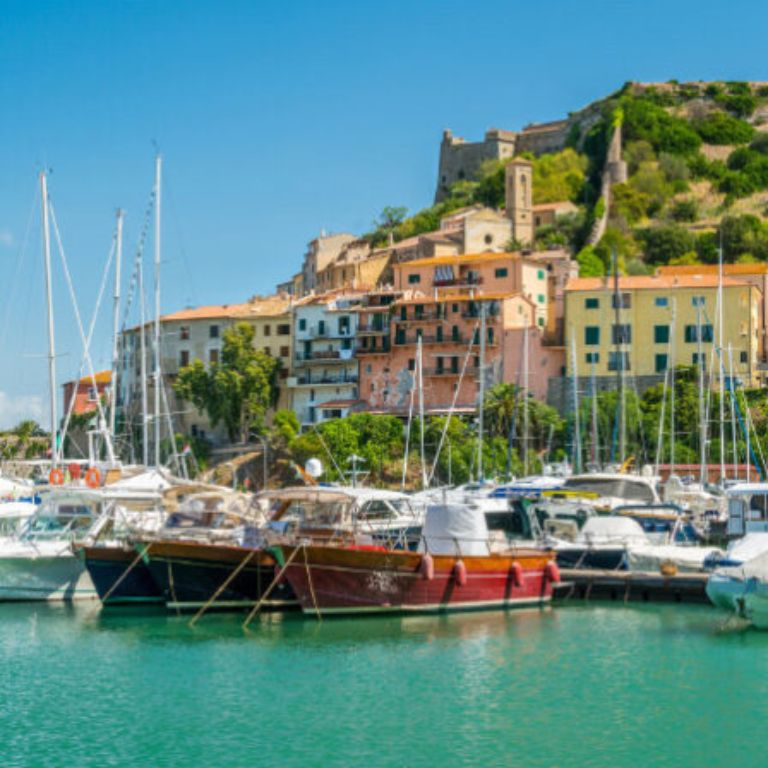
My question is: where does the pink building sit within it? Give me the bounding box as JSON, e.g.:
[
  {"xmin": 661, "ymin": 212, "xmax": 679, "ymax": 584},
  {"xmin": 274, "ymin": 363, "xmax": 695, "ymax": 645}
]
[{"xmin": 357, "ymin": 251, "xmax": 566, "ymax": 413}]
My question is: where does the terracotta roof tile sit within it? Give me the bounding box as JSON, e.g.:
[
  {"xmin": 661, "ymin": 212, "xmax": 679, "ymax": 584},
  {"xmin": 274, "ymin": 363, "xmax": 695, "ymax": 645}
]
[{"xmin": 565, "ymin": 275, "xmax": 756, "ymax": 291}]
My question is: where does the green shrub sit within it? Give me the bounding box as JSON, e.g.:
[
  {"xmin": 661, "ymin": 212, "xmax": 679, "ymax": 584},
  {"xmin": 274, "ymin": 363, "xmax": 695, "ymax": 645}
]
[
  {"xmin": 637, "ymin": 225, "xmax": 696, "ymax": 265},
  {"xmin": 749, "ymin": 133, "xmax": 768, "ymax": 155},
  {"xmin": 669, "ymin": 199, "xmax": 698, "ymax": 222},
  {"xmin": 693, "ymin": 112, "xmax": 755, "ymax": 144},
  {"xmin": 576, "ymin": 245, "xmax": 605, "ymax": 277}
]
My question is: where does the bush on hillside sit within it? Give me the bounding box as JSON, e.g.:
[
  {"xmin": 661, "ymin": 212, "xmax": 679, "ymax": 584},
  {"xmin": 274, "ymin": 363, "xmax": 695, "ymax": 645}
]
[
  {"xmin": 532, "ymin": 148, "xmax": 587, "ymax": 203},
  {"xmin": 576, "ymin": 245, "xmax": 605, "ymax": 277},
  {"xmin": 749, "ymin": 133, "xmax": 768, "ymax": 155},
  {"xmin": 693, "ymin": 112, "xmax": 755, "ymax": 144},
  {"xmin": 621, "ymin": 95, "xmax": 701, "ymax": 155},
  {"xmin": 637, "ymin": 225, "xmax": 695, "ymax": 265},
  {"xmin": 669, "ymin": 199, "xmax": 699, "ymax": 222}
]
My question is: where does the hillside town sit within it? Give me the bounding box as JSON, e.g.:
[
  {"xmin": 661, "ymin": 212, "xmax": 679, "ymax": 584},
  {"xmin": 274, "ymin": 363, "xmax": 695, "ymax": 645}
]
[{"xmin": 58, "ymin": 82, "xmax": 768, "ymax": 463}]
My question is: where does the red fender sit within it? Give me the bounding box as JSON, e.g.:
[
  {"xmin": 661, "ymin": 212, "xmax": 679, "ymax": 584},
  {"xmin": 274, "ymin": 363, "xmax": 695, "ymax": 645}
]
[
  {"xmin": 511, "ymin": 561, "xmax": 524, "ymax": 588},
  {"xmin": 546, "ymin": 561, "xmax": 561, "ymax": 584},
  {"xmin": 420, "ymin": 553, "xmax": 434, "ymax": 581},
  {"xmin": 453, "ymin": 559, "xmax": 468, "ymax": 587}
]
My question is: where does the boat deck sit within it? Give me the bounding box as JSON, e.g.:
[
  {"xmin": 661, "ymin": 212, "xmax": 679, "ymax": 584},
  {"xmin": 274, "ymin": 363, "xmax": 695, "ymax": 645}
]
[{"xmin": 554, "ymin": 569, "xmax": 710, "ymax": 605}]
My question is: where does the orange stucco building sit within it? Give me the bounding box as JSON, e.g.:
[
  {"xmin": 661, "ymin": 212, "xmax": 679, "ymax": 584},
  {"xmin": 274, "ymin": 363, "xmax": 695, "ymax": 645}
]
[{"xmin": 356, "ymin": 251, "xmax": 566, "ymax": 414}]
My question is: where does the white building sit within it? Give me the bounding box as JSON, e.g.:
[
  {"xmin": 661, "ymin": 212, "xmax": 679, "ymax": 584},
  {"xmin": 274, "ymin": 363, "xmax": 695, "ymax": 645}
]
[{"xmin": 288, "ymin": 293, "xmax": 363, "ymax": 428}]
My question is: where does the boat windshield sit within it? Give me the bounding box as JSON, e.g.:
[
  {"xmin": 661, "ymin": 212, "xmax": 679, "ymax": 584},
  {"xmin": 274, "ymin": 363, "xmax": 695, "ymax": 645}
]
[
  {"xmin": 562, "ymin": 478, "xmax": 655, "ymax": 503},
  {"xmin": 22, "ymin": 504, "xmax": 96, "ymax": 540}
]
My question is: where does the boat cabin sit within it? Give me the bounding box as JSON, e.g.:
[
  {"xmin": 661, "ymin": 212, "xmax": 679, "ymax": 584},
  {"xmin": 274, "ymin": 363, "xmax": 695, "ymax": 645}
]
[{"xmin": 726, "ymin": 484, "xmax": 768, "ymax": 536}]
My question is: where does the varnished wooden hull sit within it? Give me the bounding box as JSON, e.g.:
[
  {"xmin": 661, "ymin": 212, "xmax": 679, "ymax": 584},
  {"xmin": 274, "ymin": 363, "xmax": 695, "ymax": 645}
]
[
  {"xmin": 275, "ymin": 544, "xmax": 556, "ymax": 616},
  {"xmin": 143, "ymin": 540, "xmax": 296, "ymax": 611}
]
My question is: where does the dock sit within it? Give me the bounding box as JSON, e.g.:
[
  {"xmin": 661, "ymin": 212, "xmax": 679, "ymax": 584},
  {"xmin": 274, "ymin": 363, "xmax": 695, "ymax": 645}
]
[{"xmin": 554, "ymin": 569, "xmax": 710, "ymax": 605}]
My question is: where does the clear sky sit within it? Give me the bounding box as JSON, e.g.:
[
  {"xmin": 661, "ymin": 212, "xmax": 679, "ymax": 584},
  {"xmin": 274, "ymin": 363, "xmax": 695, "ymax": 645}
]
[{"xmin": 0, "ymin": 0, "xmax": 765, "ymax": 428}]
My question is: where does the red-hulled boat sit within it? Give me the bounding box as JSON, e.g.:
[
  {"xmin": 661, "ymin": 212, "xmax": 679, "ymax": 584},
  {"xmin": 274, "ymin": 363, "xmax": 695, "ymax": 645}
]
[{"xmin": 273, "ymin": 503, "xmax": 559, "ymax": 616}]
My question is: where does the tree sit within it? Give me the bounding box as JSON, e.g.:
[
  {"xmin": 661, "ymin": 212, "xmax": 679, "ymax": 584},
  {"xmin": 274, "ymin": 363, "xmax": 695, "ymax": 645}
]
[
  {"xmin": 576, "ymin": 245, "xmax": 605, "ymax": 277},
  {"xmin": 637, "ymin": 225, "xmax": 695, "ymax": 265},
  {"xmin": 174, "ymin": 322, "xmax": 278, "ymax": 443},
  {"xmin": 693, "ymin": 112, "xmax": 755, "ymax": 145},
  {"xmin": 374, "ymin": 206, "xmax": 408, "ymax": 244}
]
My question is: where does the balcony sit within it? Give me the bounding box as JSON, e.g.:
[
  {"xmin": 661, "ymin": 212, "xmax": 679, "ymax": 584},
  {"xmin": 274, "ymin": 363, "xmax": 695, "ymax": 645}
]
[
  {"xmin": 424, "ymin": 367, "xmax": 464, "ymax": 377},
  {"xmin": 355, "ymin": 341, "xmax": 391, "ymax": 355},
  {"xmin": 396, "ymin": 312, "xmax": 444, "ymax": 324},
  {"xmin": 292, "ymin": 374, "xmax": 359, "ymax": 386},
  {"xmin": 393, "ymin": 334, "xmax": 468, "ymax": 346},
  {"xmin": 356, "ymin": 322, "xmax": 389, "ymax": 335},
  {"xmin": 294, "ymin": 350, "xmax": 355, "ymax": 366}
]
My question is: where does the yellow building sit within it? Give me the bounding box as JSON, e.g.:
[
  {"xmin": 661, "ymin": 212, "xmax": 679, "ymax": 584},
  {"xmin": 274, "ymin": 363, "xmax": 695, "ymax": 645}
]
[{"xmin": 564, "ymin": 275, "xmax": 764, "ymax": 386}]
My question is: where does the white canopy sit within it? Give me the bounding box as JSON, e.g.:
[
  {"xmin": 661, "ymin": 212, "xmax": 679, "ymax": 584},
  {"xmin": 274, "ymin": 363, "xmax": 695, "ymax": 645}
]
[{"xmin": 420, "ymin": 503, "xmax": 489, "ymax": 556}]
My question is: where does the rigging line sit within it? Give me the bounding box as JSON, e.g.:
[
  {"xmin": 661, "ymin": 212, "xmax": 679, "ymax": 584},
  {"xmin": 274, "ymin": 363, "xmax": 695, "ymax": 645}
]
[
  {"xmin": 0, "ymin": 183, "xmax": 38, "ymax": 354},
  {"xmin": 427, "ymin": 320, "xmax": 480, "ymax": 487},
  {"xmin": 310, "ymin": 425, "xmax": 344, "ymax": 480},
  {"xmin": 59, "ymin": 233, "xmax": 116, "ymax": 453},
  {"xmin": 48, "ymin": 201, "xmax": 115, "ymax": 461},
  {"xmin": 120, "ymin": 190, "xmax": 155, "ymax": 330},
  {"xmin": 163, "ymin": 173, "xmax": 198, "ymax": 308}
]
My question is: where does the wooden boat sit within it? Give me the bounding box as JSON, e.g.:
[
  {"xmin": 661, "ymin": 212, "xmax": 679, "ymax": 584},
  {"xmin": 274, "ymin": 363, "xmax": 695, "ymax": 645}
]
[
  {"xmin": 80, "ymin": 543, "xmax": 163, "ymax": 605},
  {"xmin": 144, "ymin": 540, "xmax": 292, "ymax": 611},
  {"xmin": 140, "ymin": 485, "xmax": 421, "ymax": 612},
  {"xmin": 272, "ymin": 502, "xmax": 559, "ymax": 616}
]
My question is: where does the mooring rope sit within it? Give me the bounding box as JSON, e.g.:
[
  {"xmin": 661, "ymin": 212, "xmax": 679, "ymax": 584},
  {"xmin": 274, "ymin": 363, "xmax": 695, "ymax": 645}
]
[
  {"xmin": 242, "ymin": 545, "xmax": 302, "ymax": 630},
  {"xmin": 189, "ymin": 550, "xmax": 257, "ymax": 627}
]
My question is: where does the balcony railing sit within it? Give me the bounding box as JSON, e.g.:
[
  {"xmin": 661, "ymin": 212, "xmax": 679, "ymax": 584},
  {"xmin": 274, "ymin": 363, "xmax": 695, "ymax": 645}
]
[
  {"xmin": 294, "ymin": 374, "xmax": 359, "ymax": 385},
  {"xmin": 424, "ymin": 367, "xmax": 464, "ymax": 377},
  {"xmin": 393, "ymin": 335, "xmax": 468, "ymax": 346},
  {"xmin": 355, "ymin": 342, "xmax": 391, "ymax": 355},
  {"xmin": 356, "ymin": 322, "xmax": 389, "ymax": 334}
]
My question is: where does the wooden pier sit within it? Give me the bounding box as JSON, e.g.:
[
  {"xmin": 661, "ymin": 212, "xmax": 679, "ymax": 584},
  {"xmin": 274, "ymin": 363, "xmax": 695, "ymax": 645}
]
[{"xmin": 554, "ymin": 569, "xmax": 710, "ymax": 605}]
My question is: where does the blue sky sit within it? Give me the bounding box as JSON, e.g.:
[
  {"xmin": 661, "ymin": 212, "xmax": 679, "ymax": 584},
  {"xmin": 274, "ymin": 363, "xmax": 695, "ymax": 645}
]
[{"xmin": 0, "ymin": 0, "xmax": 765, "ymax": 428}]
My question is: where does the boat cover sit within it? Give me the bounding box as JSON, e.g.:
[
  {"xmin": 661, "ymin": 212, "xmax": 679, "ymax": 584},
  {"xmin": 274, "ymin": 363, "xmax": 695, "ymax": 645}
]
[
  {"xmin": 577, "ymin": 516, "xmax": 648, "ymax": 545},
  {"xmin": 420, "ymin": 503, "xmax": 489, "ymax": 556}
]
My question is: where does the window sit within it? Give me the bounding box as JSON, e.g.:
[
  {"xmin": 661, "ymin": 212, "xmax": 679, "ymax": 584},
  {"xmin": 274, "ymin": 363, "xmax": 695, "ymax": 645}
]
[
  {"xmin": 538, "ymin": 317, "xmax": 544, "ymax": 327},
  {"xmin": 495, "ymin": 267, "xmax": 508, "ymax": 278},
  {"xmin": 280, "ymin": 346, "xmax": 289, "ymax": 357},
  {"xmin": 692, "ymin": 296, "xmax": 705, "ymax": 307},
  {"xmin": 365, "ymin": 364, "xmax": 372, "ymax": 374},
  {"xmin": 318, "ymin": 320, "xmax": 326, "ymax": 336},
  {"xmin": 452, "ymin": 303, "xmax": 459, "ymax": 313},
  {"xmin": 611, "ymin": 293, "xmax": 631, "ymax": 309},
  {"xmin": 612, "ymin": 324, "xmax": 632, "ymax": 344},
  {"xmin": 408, "ymin": 359, "xmax": 415, "ymax": 371},
  {"xmin": 415, "ymin": 304, "xmax": 424, "ymax": 319},
  {"xmin": 263, "ymin": 347, "xmax": 272, "ymax": 355},
  {"xmin": 484, "ymin": 234, "xmax": 493, "ymax": 245},
  {"xmin": 180, "ymin": 326, "xmax": 190, "ymax": 340},
  {"xmin": 584, "ymin": 326, "xmax": 600, "ymax": 346},
  {"xmin": 655, "ymin": 297, "xmax": 668, "ymax": 308},
  {"xmin": 278, "ymin": 324, "xmax": 290, "ymax": 335},
  {"xmin": 608, "ymin": 351, "xmax": 630, "ymax": 372},
  {"xmin": 209, "ymin": 325, "xmax": 219, "ymax": 339},
  {"xmin": 298, "ymin": 318, "xmax": 307, "ymax": 331},
  {"xmin": 655, "ymin": 354, "xmax": 668, "ymax": 373},
  {"xmin": 684, "ymin": 324, "xmax": 714, "ymax": 343},
  {"xmin": 87, "ymin": 387, "xmax": 98, "ymax": 402},
  {"xmin": 585, "ymin": 298, "xmax": 599, "ymax": 309},
  {"xmin": 487, "ymin": 327, "xmax": 494, "ymax": 344},
  {"xmin": 692, "ymin": 353, "xmax": 706, "ymax": 369},
  {"xmin": 436, "ymin": 326, "xmax": 443, "ymax": 342},
  {"xmin": 538, "ymin": 270, "xmax": 545, "ymax": 280},
  {"xmin": 451, "ymin": 325, "xmax": 460, "ymax": 342},
  {"xmin": 408, "ymin": 274, "xmax": 420, "ymax": 284},
  {"xmin": 654, "ymin": 325, "xmax": 669, "ymax": 344},
  {"xmin": 179, "ymin": 350, "xmax": 190, "ymax": 367},
  {"xmin": 263, "ymin": 325, "xmax": 271, "ymax": 336},
  {"xmin": 209, "ymin": 349, "xmax": 219, "ymax": 364},
  {"xmin": 338, "ymin": 316, "xmax": 350, "ymax": 335},
  {"xmin": 400, "ymin": 307, "xmax": 407, "ymax": 321},
  {"xmin": 740, "ymin": 351, "xmax": 749, "ymax": 363},
  {"xmin": 585, "ymin": 352, "xmax": 599, "ymax": 364}
]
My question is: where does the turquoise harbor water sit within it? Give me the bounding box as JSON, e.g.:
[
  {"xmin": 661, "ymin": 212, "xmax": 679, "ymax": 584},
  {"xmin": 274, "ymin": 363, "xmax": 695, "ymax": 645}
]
[{"xmin": 0, "ymin": 602, "xmax": 766, "ymax": 767}]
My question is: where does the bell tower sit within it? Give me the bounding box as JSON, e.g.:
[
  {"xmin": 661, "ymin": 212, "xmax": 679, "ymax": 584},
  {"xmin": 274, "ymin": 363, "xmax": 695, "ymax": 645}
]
[{"xmin": 504, "ymin": 158, "xmax": 534, "ymax": 246}]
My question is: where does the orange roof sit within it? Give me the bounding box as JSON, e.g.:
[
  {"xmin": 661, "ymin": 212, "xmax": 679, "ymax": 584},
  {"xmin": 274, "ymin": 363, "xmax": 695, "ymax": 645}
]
[
  {"xmin": 398, "ymin": 251, "xmax": 522, "ymax": 269},
  {"xmin": 565, "ymin": 275, "xmax": 755, "ymax": 292},
  {"xmin": 65, "ymin": 370, "xmax": 111, "ymax": 388},
  {"xmin": 160, "ymin": 296, "xmax": 291, "ymax": 322},
  {"xmin": 657, "ymin": 263, "xmax": 768, "ymax": 276}
]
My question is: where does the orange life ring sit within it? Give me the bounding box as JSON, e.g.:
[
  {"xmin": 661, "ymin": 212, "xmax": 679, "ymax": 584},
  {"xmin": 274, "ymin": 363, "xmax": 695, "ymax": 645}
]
[
  {"xmin": 85, "ymin": 467, "xmax": 101, "ymax": 488},
  {"xmin": 49, "ymin": 468, "xmax": 64, "ymax": 486}
]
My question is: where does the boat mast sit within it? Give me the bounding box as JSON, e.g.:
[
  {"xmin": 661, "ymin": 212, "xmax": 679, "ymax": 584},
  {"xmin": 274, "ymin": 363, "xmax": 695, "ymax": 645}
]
[
  {"xmin": 417, "ymin": 334, "xmax": 427, "ymax": 490},
  {"xmin": 728, "ymin": 343, "xmax": 738, "ymax": 477},
  {"xmin": 476, "ymin": 302, "xmax": 487, "ymax": 481},
  {"xmin": 590, "ymin": 356, "xmax": 599, "ymax": 469},
  {"xmin": 612, "ymin": 248, "xmax": 626, "ymax": 465},
  {"xmin": 718, "ymin": 236, "xmax": 726, "ymax": 485},
  {"xmin": 670, "ymin": 298, "xmax": 677, "ymax": 473},
  {"xmin": 522, "ymin": 322, "xmax": 529, "ymax": 476},
  {"xmin": 110, "ymin": 209, "xmax": 124, "ymax": 446},
  {"xmin": 40, "ymin": 172, "xmax": 58, "ymax": 466},
  {"xmin": 570, "ymin": 329, "xmax": 582, "ymax": 473},
  {"xmin": 138, "ymin": 258, "xmax": 149, "ymax": 467},
  {"xmin": 695, "ymin": 300, "xmax": 705, "ymax": 485},
  {"xmin": 153, "ymin": 154, "xmax": 162, "ymax": 468}
]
